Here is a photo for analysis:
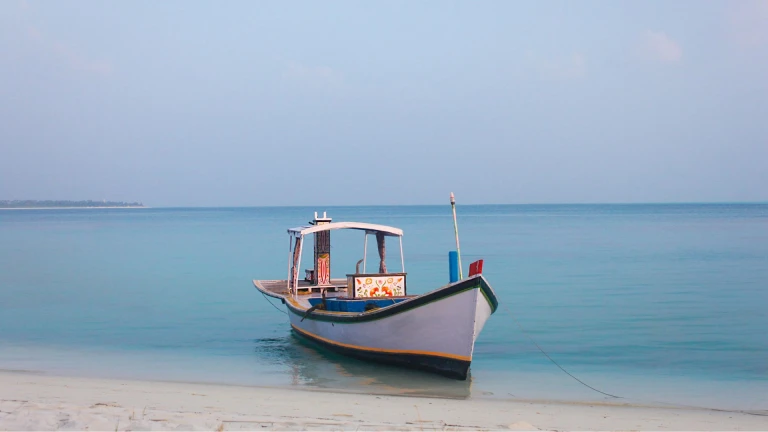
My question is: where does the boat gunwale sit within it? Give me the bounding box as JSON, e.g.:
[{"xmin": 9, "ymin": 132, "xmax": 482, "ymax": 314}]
[
  {"xmin": 252, "ymin": 279, "xmax": 288, "ymax": 300},
  {"xmin": 254, "ymin": 275, "xmax": 498, "ymax": 323}
]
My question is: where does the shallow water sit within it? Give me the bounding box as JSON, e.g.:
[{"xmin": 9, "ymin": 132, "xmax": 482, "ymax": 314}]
[{"xmin": 0, "ymin": 205, "xmax": 766, "ymax": 410}]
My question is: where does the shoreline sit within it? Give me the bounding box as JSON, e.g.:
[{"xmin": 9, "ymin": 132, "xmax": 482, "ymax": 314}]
[{"xmin": 1, "ymin": 371, "xmax": 765, "ymax": 431}]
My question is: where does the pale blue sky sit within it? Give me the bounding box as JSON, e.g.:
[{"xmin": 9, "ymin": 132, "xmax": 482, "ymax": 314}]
[{"xmin": 1, "ymin": 0, "xmax": 766, "ymax": 206}]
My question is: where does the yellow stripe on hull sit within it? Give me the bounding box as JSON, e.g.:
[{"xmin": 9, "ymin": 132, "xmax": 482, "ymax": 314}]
[{"xmin": 290, "ymin": 324, "xmax": 471, "ymax": 362}]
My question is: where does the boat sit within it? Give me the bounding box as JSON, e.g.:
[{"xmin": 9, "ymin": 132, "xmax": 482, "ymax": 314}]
[{"xmin": 253, "ymin": 209, "xmax": 498, "ymax": 380}]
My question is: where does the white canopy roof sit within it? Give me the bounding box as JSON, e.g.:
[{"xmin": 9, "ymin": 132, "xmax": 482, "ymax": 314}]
[{"xmin": 288, "ymin": 221, "xmax": 403, "ymax": 237}]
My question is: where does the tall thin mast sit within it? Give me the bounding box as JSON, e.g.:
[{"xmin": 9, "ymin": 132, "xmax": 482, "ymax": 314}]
[{"xmin": 450, "ymin": 192, "xmax": 463, "ymax": 280}]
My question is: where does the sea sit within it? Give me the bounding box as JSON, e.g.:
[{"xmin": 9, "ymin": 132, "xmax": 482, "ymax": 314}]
[{"xmin": 0, "ymin": 204, "xmax": 766, "ymax": 412}]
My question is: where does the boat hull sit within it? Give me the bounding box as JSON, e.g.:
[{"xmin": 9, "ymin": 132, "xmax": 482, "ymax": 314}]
[
  {"xmin": 291, "ymin": 324, "xmax": 472, "ymax": 379},
  {"xmin": 281, "ymin": 276, "xmax": 497, "ymax": 380}
]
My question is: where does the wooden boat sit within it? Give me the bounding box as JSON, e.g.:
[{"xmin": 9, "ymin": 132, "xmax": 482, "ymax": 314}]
[{"xmin": 253, "ymin": 212, "xmax": 498, "ymax": 380}]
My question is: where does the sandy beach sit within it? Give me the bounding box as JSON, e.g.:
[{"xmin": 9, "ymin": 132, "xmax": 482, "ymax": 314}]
[{"xmin": 0, "ymin": 371, "xmax": 765, "ymax": 431}]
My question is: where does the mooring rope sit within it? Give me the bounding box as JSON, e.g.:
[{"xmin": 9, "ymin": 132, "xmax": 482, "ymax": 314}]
[
  {"xmin": 503, "ymin": 305, "xmax": 767, "ymax": 417},
  {"xmin": 260, "ymin": 291, "xmax": 288, "ymax": 317},
  {"xmin": 503, "ymin": 305, "xmax": 621, "ymax": 399}
]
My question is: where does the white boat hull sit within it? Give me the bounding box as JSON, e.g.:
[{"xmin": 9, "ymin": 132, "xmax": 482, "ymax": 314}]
[{"xmin": 267, "ymin": 275, "xmax": 497, "ymax": 379}]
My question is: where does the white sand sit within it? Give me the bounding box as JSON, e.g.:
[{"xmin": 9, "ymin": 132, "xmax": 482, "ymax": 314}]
[{"xmin": 0, "ymin": 371, "xmax": 765, "ymax": 431}]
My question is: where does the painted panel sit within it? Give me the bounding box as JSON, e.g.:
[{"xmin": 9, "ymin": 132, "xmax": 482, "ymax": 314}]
[
  {"xmin": 354, "ymin": 275, "xmax": 405, "ymax": 297},
  {"xmin": 314, "ymin": 229, "xmax": 331, "ymax": 285},
  {"xmin": 316, "ymin": 253, "xmax": 330, "ymax": 285}
]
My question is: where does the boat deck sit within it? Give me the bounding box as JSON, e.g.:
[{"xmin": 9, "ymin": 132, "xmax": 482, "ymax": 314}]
[{"xmin": 254, "ymin": 279, "xmax": 348, "ymax": 296}]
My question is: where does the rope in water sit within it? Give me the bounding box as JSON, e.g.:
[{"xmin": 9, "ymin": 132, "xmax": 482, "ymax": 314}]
[
  {"xmin": 503, "ymin": 304, "xmax": 768, "ymax": 417},
  {"xmin": 503, "ymin": 305, "xmax": 621, "ymax": 399},
  {"xmin": 261, "ymin": 291, "xmax": 288, "ymax": 317}
]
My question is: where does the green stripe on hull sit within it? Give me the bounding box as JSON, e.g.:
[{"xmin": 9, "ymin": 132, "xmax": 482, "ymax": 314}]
[{"xmin": 286, "ymin": 275, "xmax": 498, "ymax": 323}]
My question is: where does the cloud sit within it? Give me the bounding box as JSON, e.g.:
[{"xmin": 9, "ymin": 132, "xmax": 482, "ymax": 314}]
[
  {"xmin": 26, "ymin": 25, "xmax": 113, "ymax": 76},
  {"xmin": 641, "ymin": 30, "xmax": 682, "ymax": 63},
  {"xmin": 728, "ymin": 0, "xmax": 768, "ymax": 48},
  {"xmin": 537, "ymin": 52, "xmax": 588, "ymax": 80}
]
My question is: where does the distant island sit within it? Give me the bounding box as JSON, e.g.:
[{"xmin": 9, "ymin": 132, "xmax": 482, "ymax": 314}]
[{"xmin": 0, "ymin": 200, "xmax": 145, "ymax": 209}]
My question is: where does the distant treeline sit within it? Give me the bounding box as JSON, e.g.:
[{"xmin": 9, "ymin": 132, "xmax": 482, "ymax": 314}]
[{"xmin": 0, "ymin": 200, "xmax": 144, "ymax": 208}]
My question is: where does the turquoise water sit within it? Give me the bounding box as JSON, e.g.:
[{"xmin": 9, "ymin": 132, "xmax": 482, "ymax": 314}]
[{"xmin": 1, "ymin": 205, "xmax": 766, "ymax": 410}]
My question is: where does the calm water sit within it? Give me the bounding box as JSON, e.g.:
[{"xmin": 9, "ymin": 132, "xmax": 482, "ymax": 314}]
[{"xmin": 1, "ymin": 205, "xmax": 766, "ymax": 410}]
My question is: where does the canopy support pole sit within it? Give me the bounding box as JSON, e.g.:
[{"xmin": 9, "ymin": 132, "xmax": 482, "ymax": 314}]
[
  {"xmin": 376, "ymin": 232, "xmax": 387, "ymax": 273},
  {"xmin": 294, "ymin": 235, "xmax": 304, "ymax": 292},
  {"xmin": 287, "ymin": 235, "xmax": 293, "ymax": 294}
]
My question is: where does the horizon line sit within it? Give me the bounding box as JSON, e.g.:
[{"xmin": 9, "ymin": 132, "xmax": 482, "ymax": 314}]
[
  {"xmin": 143, "ymin": 200, "xmax": 768, "ymax": 209},
  {"xmin": 4, "ymin": 200, "xmax": 768, "ymax": 209}
]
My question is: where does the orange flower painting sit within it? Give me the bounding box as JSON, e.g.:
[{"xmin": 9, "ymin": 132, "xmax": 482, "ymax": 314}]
[{"xmin": 354, "ymin": 275, "xmax": 405, "ymax": 298}]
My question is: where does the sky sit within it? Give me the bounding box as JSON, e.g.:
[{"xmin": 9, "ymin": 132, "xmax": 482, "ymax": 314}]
[{"xmin": 1, "ymin": 0, "xmax": 766, "ymax": 206}]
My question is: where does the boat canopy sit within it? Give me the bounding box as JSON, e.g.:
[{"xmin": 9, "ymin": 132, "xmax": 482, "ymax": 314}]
[
  {"xmin": 288, "ymin": 221, "xmax": 403, "ymax": 238},
  {"xmin": 285, "ymin": 215, "xmax": 405, "ymax": 293}
]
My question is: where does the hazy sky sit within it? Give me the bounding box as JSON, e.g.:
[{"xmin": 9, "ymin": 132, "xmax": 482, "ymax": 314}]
[{"xmin": 1, "ymin": 1, "xmax": 766, "ymax": 206}]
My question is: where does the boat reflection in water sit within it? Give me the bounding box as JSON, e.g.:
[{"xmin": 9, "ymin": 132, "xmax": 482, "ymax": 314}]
[{"xmin": 252, "ymin": 335, "xmax": 472, "ymax": 399}]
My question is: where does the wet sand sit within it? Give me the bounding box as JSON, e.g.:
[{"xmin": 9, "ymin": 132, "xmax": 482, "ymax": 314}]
[{"xmin": 0, "ymin": 371, "xmax": 766, "ymax": 431}]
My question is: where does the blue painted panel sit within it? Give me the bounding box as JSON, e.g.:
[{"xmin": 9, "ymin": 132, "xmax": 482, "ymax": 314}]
[
  {"xmin": 308, "ymin": 298, "xmax": 323, "ymax": 307},
  {"xmin": 449, "ymin": 251, "xmax": 459, "ymax": 282},
  {"xmin": 307, "ymin": 297, "xmax": 408, "ymax": 313},
  {"xmin": 325, "ymin": 299, "xmax": 339, "ymax": 312},
  {"xmin": 345, "ymin": 301, "xmax": 366, "ymax": 312}
]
